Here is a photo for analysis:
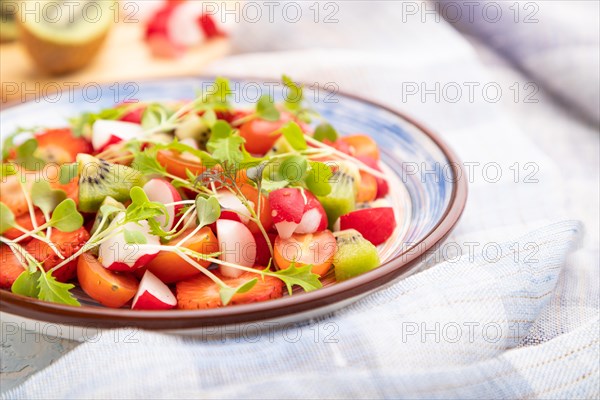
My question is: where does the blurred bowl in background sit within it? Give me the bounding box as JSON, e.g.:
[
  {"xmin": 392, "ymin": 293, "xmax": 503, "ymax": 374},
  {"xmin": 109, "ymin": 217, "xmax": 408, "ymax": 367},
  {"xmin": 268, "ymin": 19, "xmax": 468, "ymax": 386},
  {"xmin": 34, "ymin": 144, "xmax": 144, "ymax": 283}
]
[{"xmin": 16, "ymin": 0, "xmax": 114, "ymax": 75}]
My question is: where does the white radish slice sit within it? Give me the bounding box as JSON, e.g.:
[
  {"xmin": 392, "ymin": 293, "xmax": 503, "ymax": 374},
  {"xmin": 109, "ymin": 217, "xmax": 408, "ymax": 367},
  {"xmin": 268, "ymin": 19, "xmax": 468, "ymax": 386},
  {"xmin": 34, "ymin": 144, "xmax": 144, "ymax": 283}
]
[
  {"xmin": 143, "ymin": 179, "xmax": 182, "ymax": 230},
  {"xmin": 274, "ymin": 221, "xmax": 299, "ymax": 239},
  {"xmin": 295, "ymin": 208, "xmax": 322, "ymax": 234},
  {"xmin": 98, "ymin": 215, "xmax": 160, "ymax": 271},
  {"xmin": 92, "ymin": 120, "xmax": 144, "ymax": 151},
  {"xmin": 132, "ymin": 270, "xmax": 177, "ymax": 310},
  {"xmin": 167, "ymin": 1, "xmax": 206, "ymax": 47},
  {"xmin": 216, "ymin": 219, "xmax": 256, "ymax": 278},
  {"xmin": 216, "ymin": 190, "xmax": 253, "ymax": 224}
]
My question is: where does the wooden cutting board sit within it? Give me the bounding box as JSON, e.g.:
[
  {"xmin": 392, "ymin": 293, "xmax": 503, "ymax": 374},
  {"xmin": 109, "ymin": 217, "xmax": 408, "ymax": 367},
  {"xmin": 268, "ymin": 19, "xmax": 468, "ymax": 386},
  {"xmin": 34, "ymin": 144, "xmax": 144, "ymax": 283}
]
[{"xmin": 0, "ymin": 22, "xmax": 230, "ymax": 106}]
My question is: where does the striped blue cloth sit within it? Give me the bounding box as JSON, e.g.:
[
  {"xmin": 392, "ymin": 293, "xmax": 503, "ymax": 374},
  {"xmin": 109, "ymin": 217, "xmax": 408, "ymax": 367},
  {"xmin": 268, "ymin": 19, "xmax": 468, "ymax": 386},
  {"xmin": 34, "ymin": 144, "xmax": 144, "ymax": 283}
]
[{"xmin": 2, "ymin": 1, "xmax": 599, "ymax": 398}]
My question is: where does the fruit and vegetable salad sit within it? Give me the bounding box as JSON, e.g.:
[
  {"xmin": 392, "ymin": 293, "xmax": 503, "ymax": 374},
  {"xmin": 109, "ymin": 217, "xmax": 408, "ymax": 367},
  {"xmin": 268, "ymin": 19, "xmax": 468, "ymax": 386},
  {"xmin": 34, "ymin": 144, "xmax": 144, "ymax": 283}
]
[{"xmin": 0, "ymin": 76, "xmax": 397, "ymax": 310}]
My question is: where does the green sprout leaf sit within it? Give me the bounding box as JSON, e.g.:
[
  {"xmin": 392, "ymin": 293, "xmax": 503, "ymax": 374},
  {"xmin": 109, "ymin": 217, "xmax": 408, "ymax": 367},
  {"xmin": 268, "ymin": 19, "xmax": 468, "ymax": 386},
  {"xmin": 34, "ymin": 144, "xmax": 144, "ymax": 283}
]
[
  {"xmin": 141, "ymin": 103, "xmax": 172, "ymax": 130},
  {"xmin": 201, "ymin": 77, "xmax": 232, "ymax": 110},
  {"xmin": 132, "ymin": 149, "xmax": 167, "ymax": 176},
  {"xmin": 279, "ymin": 155, "xmax": 307, "ymax": 183},
  {"xmin": 281, "ymin": 122, "xmax": 307, "ymax": 151},
  {"xmin": 49, "ymin": 199, "xmax": 84, "ymax": 232},
  {"xmin": 0, "ymin": 202, "xmax": 16, "ymax": 234},
  {"xmin": 11, "ymin": 270, "xmax": 41, "ymax": 298},
  {"xmin": 125, "ymin": 186, "xmax": 168, "ymax": 224},
  {"xmin": 219, "ymin": 278, "xmax": 258, "ymax": 305},
  {"xmin": 37, "ymin": 270, "xmax": 80, "ymax": 306},
  {"xmin": 209, "ymin": 136, "xmax": 245, "ymax": 166},
  {"xmin": 304, "ymin": 161, "xmax": 333, "ymax": 196},
  {"xmin": 313, "ymin": 122, "xmax": 338, "ymax": 142},
  {"xmin": 282, "ymin": 75, "xmax": 303, "ymax": 112},
  {"xmin": 273, "ymin": 263, "xmax": 322, "ymax": 295},
  {"xmin": 195, "ymin": 196, "xmax": 221, "ymax": 228},
  {"xmin": 261, "ymin": 179, "xmax": 289, "ymax": 192},
  {"xmin": 123, "ymin": 229, "xmax": 148, "ymax": 245},
  {"xmin": 15, "ymin": 139, "xmax": 45, "ymax": 170},
  {"xmin": 69, "ymin": 107, "xmax": 128, "ymax": 137},
  {"xmin": 256, "ymin": 95, "xmax": 281, "ymax": 121},
  {"xmin": 209, "ymin": 120, "xmax": 233, "ymax": 143},
  {"xmin": 59, "ymin": 163, "xmax": 78, "ymax": 184},
  {"xmin": 1, "ymin": 127, "xmax": 38, "ymax": 159},
  {"xmin": 31, "ymin": 181, "xmax": 67, "ymax": 216}
]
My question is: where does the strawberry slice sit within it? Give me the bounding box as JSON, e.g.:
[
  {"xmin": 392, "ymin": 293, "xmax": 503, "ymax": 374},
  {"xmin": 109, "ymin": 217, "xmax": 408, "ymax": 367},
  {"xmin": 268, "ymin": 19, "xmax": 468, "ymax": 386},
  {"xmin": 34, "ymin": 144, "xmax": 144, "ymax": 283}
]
[
  {"xmin": 2, "ymin": 209, "xmax": 45, "ymax": 242},
  {"xmin": 35, "ymin": 128, "xmax": 93, "ymax": 163},
  {"xmin": 0, "ymin": 173, "xmax": 29, "ymax": 216},
  {"xmin": 119, "ymin": 104, "xmax": 145, "ymax": 124},
  {"xmin": 50, "ymin": 177, "xmax": 79, "ymax": 205},
  {"xmin": 0, "ymin": 244, "xmax": 25, "ymax": 289},
  {"xmin": 322, "ymin": 138, "xmax": 352, "ymax": 155},
  {"xmin": 24, "ymin": 227, "xmax": 90, "ymax": 282},
  {"xmin": 339, "ymin": 208, "xmax": 396, "ymax": 245},
  {"xmin": 176, "ymin": 269, "xmax": 284, "ymax": 309}
]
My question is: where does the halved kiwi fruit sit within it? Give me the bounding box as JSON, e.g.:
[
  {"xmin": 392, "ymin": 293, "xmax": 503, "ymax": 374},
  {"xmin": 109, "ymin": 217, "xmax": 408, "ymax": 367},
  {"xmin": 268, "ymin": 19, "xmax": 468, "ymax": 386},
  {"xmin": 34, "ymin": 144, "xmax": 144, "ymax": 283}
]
[
  {"xmin": 77, "ymin": 154, "xmax": 145, "ymax": 213},
  {"xmin": 333, "ymin": 229, "xmax": 380, "ymax": 281},
  {"xmin": 17, "ymin": 0, "xmax": 114, "ymax": 75}
]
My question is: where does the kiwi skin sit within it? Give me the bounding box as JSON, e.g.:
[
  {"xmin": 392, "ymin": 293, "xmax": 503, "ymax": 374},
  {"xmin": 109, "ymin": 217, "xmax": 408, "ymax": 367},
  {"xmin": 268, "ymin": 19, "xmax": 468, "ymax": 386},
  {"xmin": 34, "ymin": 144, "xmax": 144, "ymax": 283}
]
[{"xmin": 17, "ymin": 19, "xmax": 109, "ymax": 75}]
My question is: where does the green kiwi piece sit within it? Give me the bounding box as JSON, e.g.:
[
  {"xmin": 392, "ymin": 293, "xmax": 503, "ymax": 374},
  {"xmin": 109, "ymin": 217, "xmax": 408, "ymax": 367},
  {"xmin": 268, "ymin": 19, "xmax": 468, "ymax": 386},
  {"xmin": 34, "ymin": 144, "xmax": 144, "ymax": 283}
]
[
  {"xmin": 77, "ymin": 154, "xmax": 145, "ymax": 213},
  {"xmin": 90, "ymin": 196, "xmax": 125, "ymax": 235},
  {"xmin": 333, "ymin": 229, "xmax": 380, "ymax": 281},
  {"xmin": 318, "ymin": 171, "xmax": 356, "ymax": 229},
  {"xmin": 175, "ymin": 114, "xmax": 210, "ymax": 150},
  {"xmin": 265, "ymin": 136, "xmax": 295, "ymax": 157}
]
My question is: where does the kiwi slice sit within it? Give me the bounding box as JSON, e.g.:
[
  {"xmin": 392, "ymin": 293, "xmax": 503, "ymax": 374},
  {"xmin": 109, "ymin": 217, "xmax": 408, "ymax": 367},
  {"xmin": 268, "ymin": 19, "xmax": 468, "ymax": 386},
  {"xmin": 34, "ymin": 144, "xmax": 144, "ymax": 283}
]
[
  {"xmin": 318, "ymin": 171, "xmax": 356, "ymax": 229},
  {"xmin": 17, "ymin": 0, "xmax": 114, "ymax": 75},
  {"xmin": 77, "ymin": 154, "xmax": 145, "ymax": 213},
  {"xmin": 335, "ymin": 160, "xmax": 361, "ymax": 195},
  {"xmin": 333, "ymin": 229, "xmax": 380, "ymax": 281},
  {"xmin": 0, "ymin": 3, "xmax": 18, "ymax": 42},
  {"xmin": 174, "ymin": 114, "xmax": 210, "ymax": 150},
  {"xmin": 266, "ymin": 136, "xmax": 295, "ymax": 157}
]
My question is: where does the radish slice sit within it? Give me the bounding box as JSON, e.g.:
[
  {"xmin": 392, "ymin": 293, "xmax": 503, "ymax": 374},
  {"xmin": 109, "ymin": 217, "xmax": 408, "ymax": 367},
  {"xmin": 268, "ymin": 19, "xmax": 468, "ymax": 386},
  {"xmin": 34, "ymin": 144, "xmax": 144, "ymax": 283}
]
[
  {"xmin": 269, "ymin": 188, "xmax": 304, "ymax": 238},
  {"xmin": 216, "ymin": 219, "xmax": 256, "ymax": 278},
  {"xmin": 98, "ymin": 215, "xmax": 160, "ymax": 271},
  {"xmin": 216, "ymin": 190, "xmax": 252, "ymax": 224},
  {"xmin": 132, "ymin": 270, "xmax": 177, "ymax": 310},
  {"xmin": 295, "ymin": 208, "xmax": 322, "ymax": 234},
  {"xmin": 143, "ymin": 179, "xmax": 182, "ymax": 230},
  {"xmin": 92, "ymin": 120, "xmax": 143, "ymax": 151},
  {"xmin": 168, "ymin": 1, "xmax": 206, "ymax": 47},
  {"xmin": 274, "ymin": 221, "xmax": 298, "ymax": 239}
]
